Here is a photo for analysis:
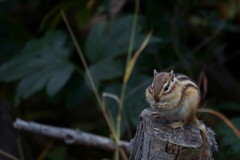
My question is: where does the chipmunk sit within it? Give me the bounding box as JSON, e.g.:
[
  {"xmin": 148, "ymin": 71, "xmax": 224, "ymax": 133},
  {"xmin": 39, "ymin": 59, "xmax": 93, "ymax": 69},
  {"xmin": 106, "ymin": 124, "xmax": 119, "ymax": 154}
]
[{"xmin": 145, "ymin": 70, "xmax": 209, "ymax": 148}]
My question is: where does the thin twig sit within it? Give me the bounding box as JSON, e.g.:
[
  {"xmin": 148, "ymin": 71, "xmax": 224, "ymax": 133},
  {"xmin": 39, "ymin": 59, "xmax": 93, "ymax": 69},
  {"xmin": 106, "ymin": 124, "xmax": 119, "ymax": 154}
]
[
  {"xmin": 206, "ymin": 50, "xmax": 240, "ymax": 70},
  {"xmin": 13, "ymin": 118, "xmax": 130, "ymax": 153},
  {"xmin": 190, "ymin": 23, "xmax": 224, "ymax": 55},
  {"xmin": 126, "ymin": 79, "xmax": 151, "ymax": 98},
  {"xmin": 198, "ymin": 108, "xmax": 240, "ymax": 138}
]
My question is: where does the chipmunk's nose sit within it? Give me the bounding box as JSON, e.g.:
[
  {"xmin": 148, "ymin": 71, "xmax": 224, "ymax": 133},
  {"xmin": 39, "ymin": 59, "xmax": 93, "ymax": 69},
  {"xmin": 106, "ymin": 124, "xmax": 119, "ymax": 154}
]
[{"xmin": 153, "ymin": 96, "xmax": 160, "ymax": 103}]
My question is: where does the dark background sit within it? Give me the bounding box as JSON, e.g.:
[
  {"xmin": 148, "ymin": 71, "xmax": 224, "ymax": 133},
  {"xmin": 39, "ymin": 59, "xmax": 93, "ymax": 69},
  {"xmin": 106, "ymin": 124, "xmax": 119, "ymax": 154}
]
[{"xmin": 0, "ymin": 0, "xmax": 240, "ymax": 159}]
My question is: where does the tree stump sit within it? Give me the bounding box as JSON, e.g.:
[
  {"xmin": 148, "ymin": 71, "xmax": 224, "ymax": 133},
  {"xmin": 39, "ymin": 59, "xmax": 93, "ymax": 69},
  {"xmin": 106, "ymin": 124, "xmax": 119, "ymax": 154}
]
[{"xmin": 129, "ymin": 108, "xmax": 218, "ymax": 160}]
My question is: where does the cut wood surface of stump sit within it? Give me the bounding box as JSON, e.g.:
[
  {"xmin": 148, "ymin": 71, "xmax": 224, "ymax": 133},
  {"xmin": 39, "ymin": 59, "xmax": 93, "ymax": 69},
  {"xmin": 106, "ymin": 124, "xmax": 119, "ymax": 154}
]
[{"xmin": 129, "ymin": 108, "xmax": 218, "ymax": 160}]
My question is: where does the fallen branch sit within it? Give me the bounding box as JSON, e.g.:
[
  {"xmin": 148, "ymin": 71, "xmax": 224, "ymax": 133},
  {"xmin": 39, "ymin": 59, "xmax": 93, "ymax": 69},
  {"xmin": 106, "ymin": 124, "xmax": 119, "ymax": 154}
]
[{"xmin": 13, "ymin": 118, "xmax": 129, "ymax": 153}]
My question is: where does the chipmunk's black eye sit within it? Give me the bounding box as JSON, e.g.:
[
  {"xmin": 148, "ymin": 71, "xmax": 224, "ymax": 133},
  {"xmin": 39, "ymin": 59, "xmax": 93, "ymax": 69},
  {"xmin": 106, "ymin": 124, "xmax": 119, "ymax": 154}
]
[{"xmin": 164, "ymin": 84, "xmax": 169, "ymax": 91}]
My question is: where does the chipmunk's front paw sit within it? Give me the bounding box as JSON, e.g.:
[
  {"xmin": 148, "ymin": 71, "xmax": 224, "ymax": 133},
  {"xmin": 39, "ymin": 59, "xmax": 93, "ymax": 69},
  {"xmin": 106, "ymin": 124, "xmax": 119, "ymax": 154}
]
[
  {"xmin": 151, "ymin": 101, "xmax": 168, "ymax": 108},
  {"xmin": 170, "ymin": 121, "xmax": 185, "ymax": 130},
  {"xmin": 151, "ymin": 112, "xmax": 160, "ymax": 118},
  {"xmin": 157, "ymin": 101, "xmax": 168, "ymax": 107}
]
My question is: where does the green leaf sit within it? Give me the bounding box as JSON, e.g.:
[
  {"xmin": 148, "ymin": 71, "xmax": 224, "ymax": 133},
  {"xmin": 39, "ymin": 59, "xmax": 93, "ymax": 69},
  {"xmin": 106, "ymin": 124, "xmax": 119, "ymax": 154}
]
[
  {"xmin": 46, "ymin": 63, "xmax": 74, "ymax": 96},
  {"xmin": 0, "ymin": 30, "xmax": 74, "ymax": 102},
  {"xmin": 217, "ymin": 117, "xmax": 240, "ymax": 157},
  {"xmin": 202, "ymin": 11, "xmax": 240, "ymax": 32},
  {"xmin": 45, "ymin": 145, "xmax": 67, "ymax": 160},
  {"xmin": 124, "ymin": 74, "xmax": 151, "ymax": 126},
  {"xmin": 16, "ymin": 71, "xmax": 52, "ymax": 99},
  {"xmin": 85, "ymin": 59, "xmax": 123, "ymax": 88},
  {"xmin": 86, "ymin": 15, "xmax": 161, "ymax": 63}
]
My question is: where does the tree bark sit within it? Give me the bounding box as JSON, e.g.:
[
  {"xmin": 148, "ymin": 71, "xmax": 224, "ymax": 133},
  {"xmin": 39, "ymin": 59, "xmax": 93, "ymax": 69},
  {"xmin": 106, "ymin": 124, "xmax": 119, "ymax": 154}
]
[{"xmin": 129, "ymin": 108, "xmax": 218, "ymax": 160}]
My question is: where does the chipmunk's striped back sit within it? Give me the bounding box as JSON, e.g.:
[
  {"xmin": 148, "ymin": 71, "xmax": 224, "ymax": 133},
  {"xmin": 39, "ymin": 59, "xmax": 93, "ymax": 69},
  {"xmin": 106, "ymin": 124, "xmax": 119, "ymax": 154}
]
[
  {"xmin": 175, "ymin": 73, "xmax": 200, "ymax": 98},
  {"xmin": 175, "ymin": 73, "xmax": 199, "ymax": 90}
]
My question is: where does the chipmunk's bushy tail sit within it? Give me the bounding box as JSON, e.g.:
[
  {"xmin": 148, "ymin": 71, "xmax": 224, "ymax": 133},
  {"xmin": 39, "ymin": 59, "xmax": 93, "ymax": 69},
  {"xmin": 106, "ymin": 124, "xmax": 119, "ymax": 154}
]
[{"xmin": 195, "ymin": 120, "xmax": 218, "ymax": 159}]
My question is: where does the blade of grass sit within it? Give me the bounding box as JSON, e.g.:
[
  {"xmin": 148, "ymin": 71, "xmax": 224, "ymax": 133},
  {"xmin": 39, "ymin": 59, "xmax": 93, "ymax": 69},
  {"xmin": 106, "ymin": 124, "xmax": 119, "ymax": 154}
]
[
  {"xmin": 40, "ymin": 1, "xmax": 67, "ymax": 29},
  {"xmin": 60, "ymin": 10, "xmax": 117, "ymax": 139},
  {"xmin": 60, "ymin": 10, "xmax": 101, "ymax": 108},
  {"xmin": 116, "ymin": 29, "xmax": 152, "ymax": 142},
  {"xmin": 115, "ymin": 29, "xmax": 152, "ymax": 159},
  {"xmin": 120, "ymin": 31, "xmax": 153, "ymax": 140},
  {"xmin": 36, "ymin": 140, "xmax": 54, "ymax": 160},
  {"xmin": 103, "ymin": 92, "xmax": 120, "ymax": 104},
  {"xmin": 120, "ymin": 148, "xmax": 128, "ymax": 160},
  {"xmin": 124, "ymin": 29, "xmax": 153, "ymax": 83},
  {"xmin": 113, "ymin": 1, "xmax": 140, "ymax": 159},
  {"xmin": 102, "ymin": 92, "xmax": 120, "ymax": 131},
  {"xmin": 16, "ymin": 136, "xmax": 24, "ymax": 160},
  {"xmin": 0, "ymin": 149, "xmax": 20, "ymax": 160},
  {"xmin": 117, "ymin": 0, "xmax": 140, "ymax": 143}
]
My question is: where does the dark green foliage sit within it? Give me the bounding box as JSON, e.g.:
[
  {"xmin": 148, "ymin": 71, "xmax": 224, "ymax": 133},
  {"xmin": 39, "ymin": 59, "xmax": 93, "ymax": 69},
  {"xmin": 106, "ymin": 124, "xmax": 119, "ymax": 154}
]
[
  {"xmin": 0, "ymin": 31, "xmax": 74, "ymax": 103},
  {"xmin": 86, "ymin": 16, "xmax": 160, "ymax": 63},
  {"xmin": 86, "ymin": 59, "xmax": 123, "ymax": 88},
  {"xmin": 217, "ymin": 118, "xmax": 240, "ymax": 160},
  {"xmin": 45, "ymin": 145, "xmax": 67, "ymax": 160},
  {"xmin": 1, "ymin": 0, "xmax": 240, "ymax": 159},
  {"xmin": 124, "ymin": 74, "xmax": 151, "ymax": 126},
  {"xmin": 85, "ymin": 16, "xmax": 160, "ymax": 88}
]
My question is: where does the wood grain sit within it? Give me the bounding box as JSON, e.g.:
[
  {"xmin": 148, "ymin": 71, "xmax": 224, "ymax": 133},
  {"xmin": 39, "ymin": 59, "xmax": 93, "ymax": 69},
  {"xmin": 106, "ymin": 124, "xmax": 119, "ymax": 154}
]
[{"xmin": 129, "ymin": 108, "xmax": 217, "ymax": 160}]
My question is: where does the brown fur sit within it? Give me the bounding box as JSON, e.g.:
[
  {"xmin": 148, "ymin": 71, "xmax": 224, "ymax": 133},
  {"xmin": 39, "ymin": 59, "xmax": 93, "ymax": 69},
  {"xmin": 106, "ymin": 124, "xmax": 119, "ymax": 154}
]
[
  {"xmin": 146, "ymin": 70, "xmax": 209, "ymax": 148},
  {"xmin": 177, "ymin": 76, "xmax": 191, "ymax": 81},
  {"xmin": 152, "ymin": 72, "xmax": 169, "ymax": 96}
]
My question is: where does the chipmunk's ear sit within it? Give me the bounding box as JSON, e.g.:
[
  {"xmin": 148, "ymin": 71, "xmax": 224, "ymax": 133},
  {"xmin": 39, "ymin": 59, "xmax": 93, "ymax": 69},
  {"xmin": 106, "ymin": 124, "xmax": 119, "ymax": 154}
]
[
  {"xmin": 153, "ymin": 69, "xmax": 158, "ymax": 77},
  {"xmin": 169, "ymin": 70, "xmax": 175, "ymax": 81}
]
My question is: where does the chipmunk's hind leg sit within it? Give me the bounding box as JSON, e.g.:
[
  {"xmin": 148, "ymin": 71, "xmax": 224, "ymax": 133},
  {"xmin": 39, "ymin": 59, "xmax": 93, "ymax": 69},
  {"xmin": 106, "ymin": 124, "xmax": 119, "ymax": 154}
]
[{"xmin": 170, "ymin": 120, "xmax": 186, "ymax": 130}]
